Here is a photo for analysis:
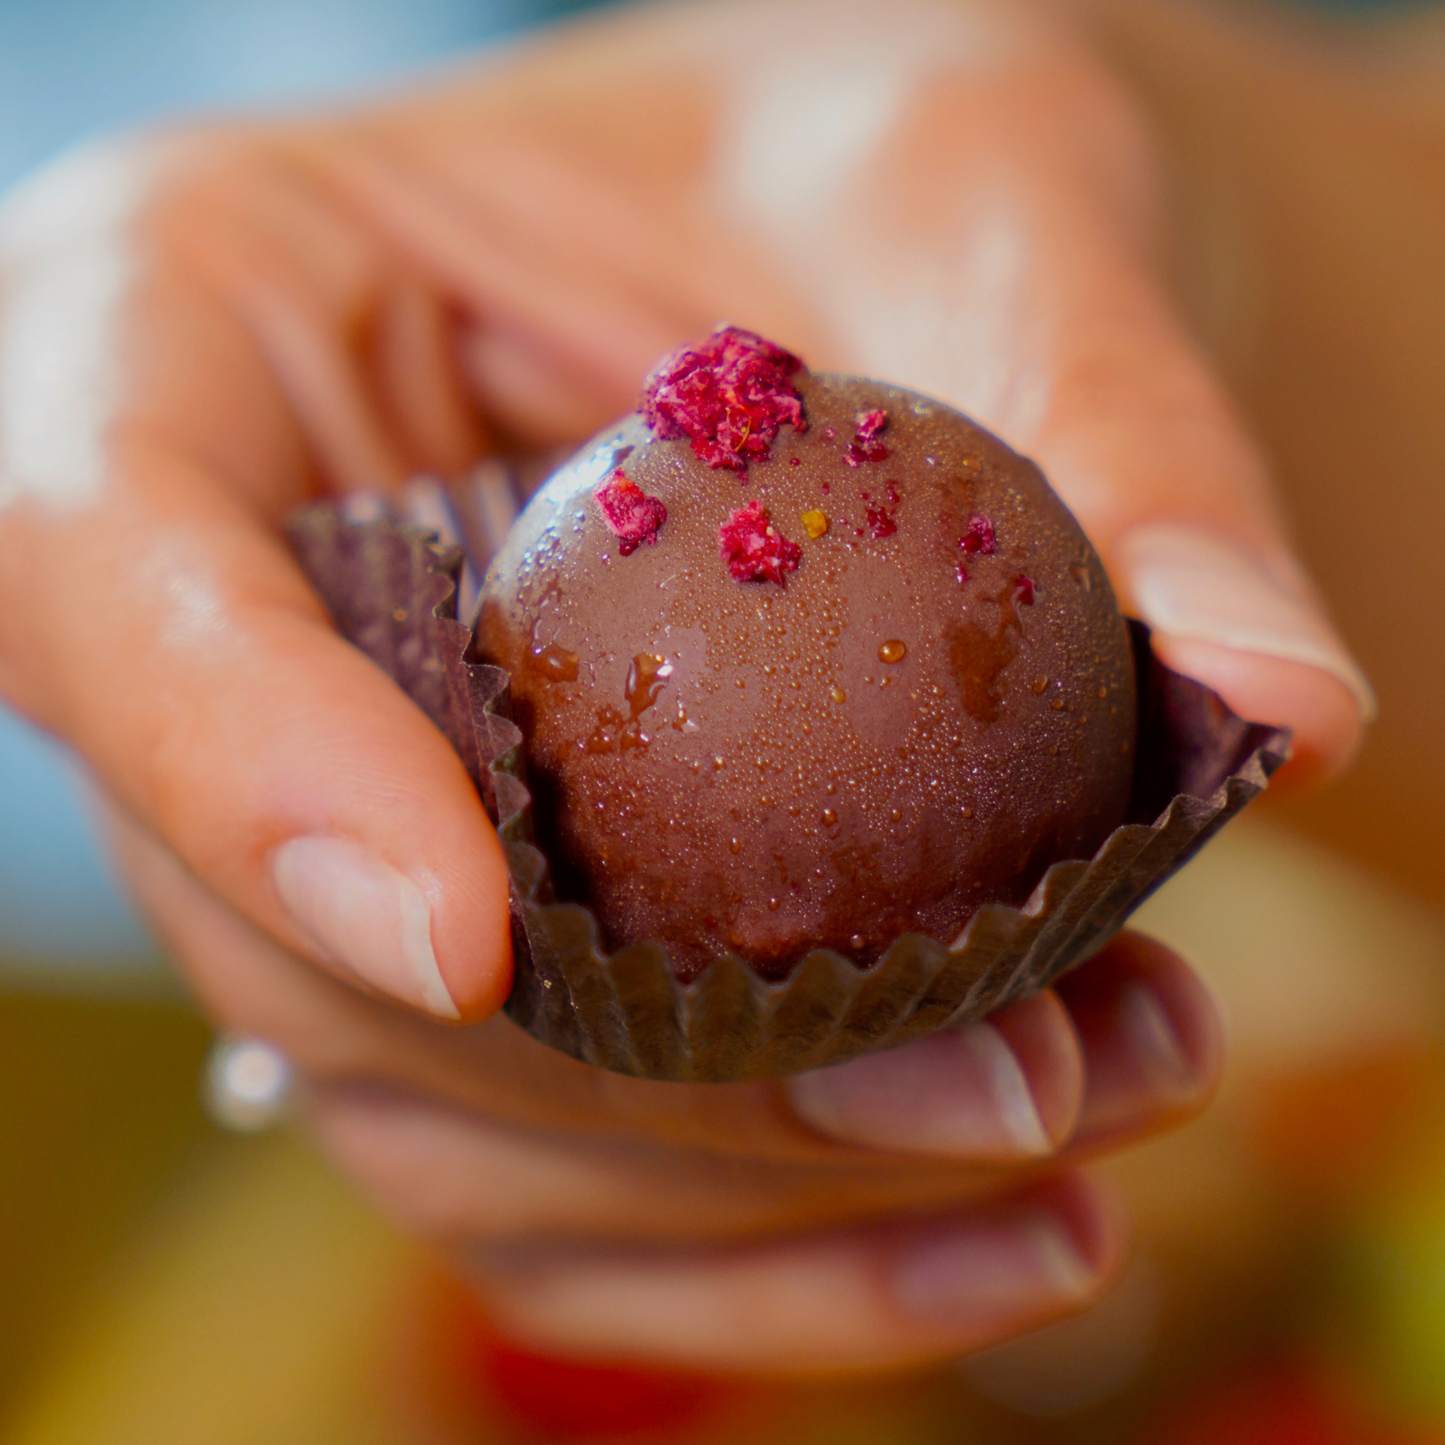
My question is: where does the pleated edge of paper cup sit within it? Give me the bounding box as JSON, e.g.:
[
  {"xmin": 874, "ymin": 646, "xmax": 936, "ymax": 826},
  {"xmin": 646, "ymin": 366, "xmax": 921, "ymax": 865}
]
[{"xmin": 287, "ymin": 504, "xmax": 1291, "ymax": 1084}]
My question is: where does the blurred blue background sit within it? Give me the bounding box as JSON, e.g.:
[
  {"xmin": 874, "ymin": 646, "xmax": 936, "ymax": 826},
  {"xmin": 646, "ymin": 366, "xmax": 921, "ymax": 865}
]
[{"xmin": 0, "ymin": 0, "xmax": 599, "ymax": 971}]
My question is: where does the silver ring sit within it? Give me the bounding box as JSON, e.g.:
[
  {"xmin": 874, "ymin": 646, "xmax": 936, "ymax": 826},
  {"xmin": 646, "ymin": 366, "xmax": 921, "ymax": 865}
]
[{"xmin": 202, "ymin": 1035, "xmax": 294, "ymax": 1133}]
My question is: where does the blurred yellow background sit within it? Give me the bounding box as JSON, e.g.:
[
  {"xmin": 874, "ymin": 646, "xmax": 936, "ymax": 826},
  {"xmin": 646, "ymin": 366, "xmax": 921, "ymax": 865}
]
[{"xmin": 5, "ymin": 811, "xmax": 1445, "ymax": 1442}]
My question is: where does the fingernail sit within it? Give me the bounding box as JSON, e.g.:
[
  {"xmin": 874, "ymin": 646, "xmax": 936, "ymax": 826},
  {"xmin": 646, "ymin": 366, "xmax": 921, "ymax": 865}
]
[
  {"xmin": 1117, "ymin": 523, "xmax": 1375, "ymax": 720},
  {"xmin": 1117, "ymin": 981, "xmax": 1199, "ymax": 1104},
  {"xmin": 892, "ymin": 1214, "xmax": 1096, "ymax": 1325},
  {"xmin": 271, "ymin": 836, "xmax": 459, "ymax": 1019},
  {"xmin": 786, "ymin": 1021, "xmax": 1052, "ymax": 1157}
]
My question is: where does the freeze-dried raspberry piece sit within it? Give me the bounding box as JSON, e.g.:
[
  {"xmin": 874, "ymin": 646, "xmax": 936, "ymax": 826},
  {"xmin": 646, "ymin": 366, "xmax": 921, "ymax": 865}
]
[
  {"xmin": 844, "ymin": 409, "xmax": 890, "ymax": 466},
  {"xmin": 1013, "ymin": 574, "xmax": 1036, "ymax": 606},
  {"xmin": 642, "ymin": 326, "xmax": 806, "ymax": 474},
  {"xmin": 960, "ymin": 514, "xmax": 996, "ymax": 555},
  {"xmin": 864, "ymin": 479, "xmax": 900, "ymax": 538},
  {"xmin": 866, "ymin": 503, "xmax": 898, "ymax": 539},
  {"xmin": 719, "ymin": 501, "xmax": 802, "ymax": 585},
  {"xmin": 594, "ymin": 469, "xmax": 666, "ymax": 556}
]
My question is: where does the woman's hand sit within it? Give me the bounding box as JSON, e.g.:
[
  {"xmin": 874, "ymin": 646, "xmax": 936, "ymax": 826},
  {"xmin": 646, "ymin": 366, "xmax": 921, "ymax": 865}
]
[{"xmin": 0, "ymin": 0, "xmax": 1365, "ymax": 1373}]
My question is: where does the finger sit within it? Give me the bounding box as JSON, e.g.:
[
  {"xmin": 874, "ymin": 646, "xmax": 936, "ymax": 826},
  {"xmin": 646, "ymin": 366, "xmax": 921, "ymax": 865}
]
[
  {"xmin": 785, "ymin": 990, "xmax": 1083, "ymax": 1161},
  {"xmin": 469, "ymin": 1174, "xmax": 1124, "ymax": 1374},
  {"xmin": 308, "ymin": 1074, "xmax": 1062, "ymax": 1247},
  {"xmin": 104, "ymin": 789, "xmax": 497, "ymax": 1048},
  {"xmin": 13, "ymin": 449, "xmax": 511, "ymax": 1019},
  {"xmin": 1058, "ymin": 931, "xmax": 1224, "ymax": 1153},
  {"xmin": 382, "ymin": 135, "xmax": 722, "ymax": 341},
  {"xmin": 457, "ymin": 321, "xmax": 626, "ymax": 452},
  {"xmin": 1145, "ymin": 635, "xmax": 1363, "ymax": 795},
  {"xmin": 1, "ymin": 142, "xmax": 509, "ymax": 1018},
  {"xmin": 306, "ymin": 134, "xmax": 680, "ymax": 418},
  {"xmin": 310, "ymin": 1082, "xmax": 950, "ymax": 1243},
  {"xmin": 964, "ymin": 77, "xmax": 1370, "ymax": 784},
  {"xmin": 783, "ymin": 928, "xmax": 1221, "ymax": 1161},
  {"xmin": 157, "ymin": 143, "xmax": 480, "ymax": 491},
  {"xmin": 370, "ymin": 269, "xmax": 487, "ymax": 473}
]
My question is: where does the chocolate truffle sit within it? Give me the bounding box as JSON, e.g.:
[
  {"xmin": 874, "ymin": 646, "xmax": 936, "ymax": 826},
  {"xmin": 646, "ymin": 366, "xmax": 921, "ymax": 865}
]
[{"xmin": 478, "ymin": 329, "xmax": 1137, "ymax": 983}]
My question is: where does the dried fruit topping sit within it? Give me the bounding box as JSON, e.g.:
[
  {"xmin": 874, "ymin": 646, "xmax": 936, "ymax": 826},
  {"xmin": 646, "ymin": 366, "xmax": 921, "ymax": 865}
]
[
  {"xmin": 719, "ymin": 501, "xmax": 802, "ymax": 585},
  {"xmin": 960, "ymin": 514, "xmax": 996, "ymax": 555},
  {"xmin": 865, "ymin": 499, "xmax": 898, "ymax": 539},
  {"xmin": 594, "ymin": 469, "xmax": 666, "ymax": 555},
  {"xmin": 641, "ymin": 326, "xmax": 806, "ymax": 473},
  {"xmin": 1013, "ymin": 574, "xmax": 1036, "ymax": 606},
  {"xmin": 844, "ymin": 409, "xmax": 890, "ymax": 466},
  {"xmin": 800, "ymin": 508, "xmax": 830, "ymax": 539}
]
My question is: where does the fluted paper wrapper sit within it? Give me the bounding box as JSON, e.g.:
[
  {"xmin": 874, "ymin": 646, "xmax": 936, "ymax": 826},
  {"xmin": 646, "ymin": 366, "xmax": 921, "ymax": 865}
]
[{"xmin": 289, "ymin": 496, "xmax": 1290, "ymax": 1083}]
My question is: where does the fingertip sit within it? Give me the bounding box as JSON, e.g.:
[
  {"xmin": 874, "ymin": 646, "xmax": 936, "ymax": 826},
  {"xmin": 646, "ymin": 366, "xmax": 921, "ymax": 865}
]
[
  {"xmin": 429, "ymin": 844, "xmax": 515, "ymax": 1022},
  {"xmin": 888, "ymin": 1172, "xmax": 1129, "ymax": 1345},
  {"xmin": 785, "ymin": 992, "xmax": 1082, "ymax": 1162},
  {"xmin": 987, "ymin": 989, "xmax": 1084, "ymax": 1150},
  {"xmin": 1056, "ymin": 932, "xmax": 1226, "ymax": 1147},
  {"xmin": 268, "ymin": 818, "xmax": 512, "ymax": 1023},
  {"xmin": 1025, "ymin": 1170, "xmax": 1131, "ymax": 1296},
  {"xmin": 1150, "ymin": 634, "xmax": 1367, "ymax": 793},
  {"xmin": 118, "ymin": 587, "xmax": 516, "ymax": 1024},
  {"xmin": 1113, "ymin": 523, "xmax": 1370, "ymax": 792}
]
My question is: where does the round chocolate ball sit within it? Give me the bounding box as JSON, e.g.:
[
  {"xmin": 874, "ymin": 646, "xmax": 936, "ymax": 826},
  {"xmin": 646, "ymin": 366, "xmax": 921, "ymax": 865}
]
[{"xmin": 478, "ymin": 332, "xmax": 1136, "ymax": 983}]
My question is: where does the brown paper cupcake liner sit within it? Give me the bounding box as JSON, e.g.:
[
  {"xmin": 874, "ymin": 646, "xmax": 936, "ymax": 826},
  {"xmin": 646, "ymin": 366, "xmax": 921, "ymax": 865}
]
[{"xmin": 288, "ymin": 488, "xmax": 1290, "ymax": 1083}]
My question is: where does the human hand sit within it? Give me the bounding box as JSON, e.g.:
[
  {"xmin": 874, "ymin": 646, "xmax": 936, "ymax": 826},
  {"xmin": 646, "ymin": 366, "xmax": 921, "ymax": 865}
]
[{"xmin": 0, "ymin": 0, "xmax": 1364, "ymax": 1373}]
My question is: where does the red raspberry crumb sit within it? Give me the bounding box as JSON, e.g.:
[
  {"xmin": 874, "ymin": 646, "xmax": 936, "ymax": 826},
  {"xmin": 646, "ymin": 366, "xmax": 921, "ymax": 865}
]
[
  {"xmin": 641, "ymin": 326, "xmax": 806, "ymax": 474},
  {"xmin": 594, "ymin": 469, "xmax": 666, "ymax": 556},
  {"xmin": 844, "ymin": 409, "xmax": 890, "ymax": 466},
  {"xmin": 865, "ymin": 502, "xmax": 898, "ymax": 538},
  {"xmin": 1013, "ymin": 574, "xmax": 1035, "ymax": 606},
  {"xmin": 960, "ymin": 515, "xmax": 996, "ymax": 555},
  {"xmin": 719, "ymin": 501, "xmax": 802, "ymax": 585}
]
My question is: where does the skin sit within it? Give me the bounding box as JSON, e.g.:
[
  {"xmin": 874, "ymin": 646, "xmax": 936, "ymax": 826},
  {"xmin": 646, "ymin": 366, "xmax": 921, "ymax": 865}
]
[{"xmin": 0, "ymin": 0, "xmax": 1365, "ymax": 1375}]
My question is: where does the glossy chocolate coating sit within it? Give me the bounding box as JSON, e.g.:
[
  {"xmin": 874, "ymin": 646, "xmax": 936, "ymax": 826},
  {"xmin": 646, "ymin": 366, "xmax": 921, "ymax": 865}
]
[{"xmin": 478, "ymin": 374, "xmax": 1137, "ymax": 982}]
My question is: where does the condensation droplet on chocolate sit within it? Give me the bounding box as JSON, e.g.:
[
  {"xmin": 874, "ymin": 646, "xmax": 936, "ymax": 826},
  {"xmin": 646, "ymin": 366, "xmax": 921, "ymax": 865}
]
[{"xmin": 530, "ymin": 642, "xmax": 580, "ymax": 683}]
